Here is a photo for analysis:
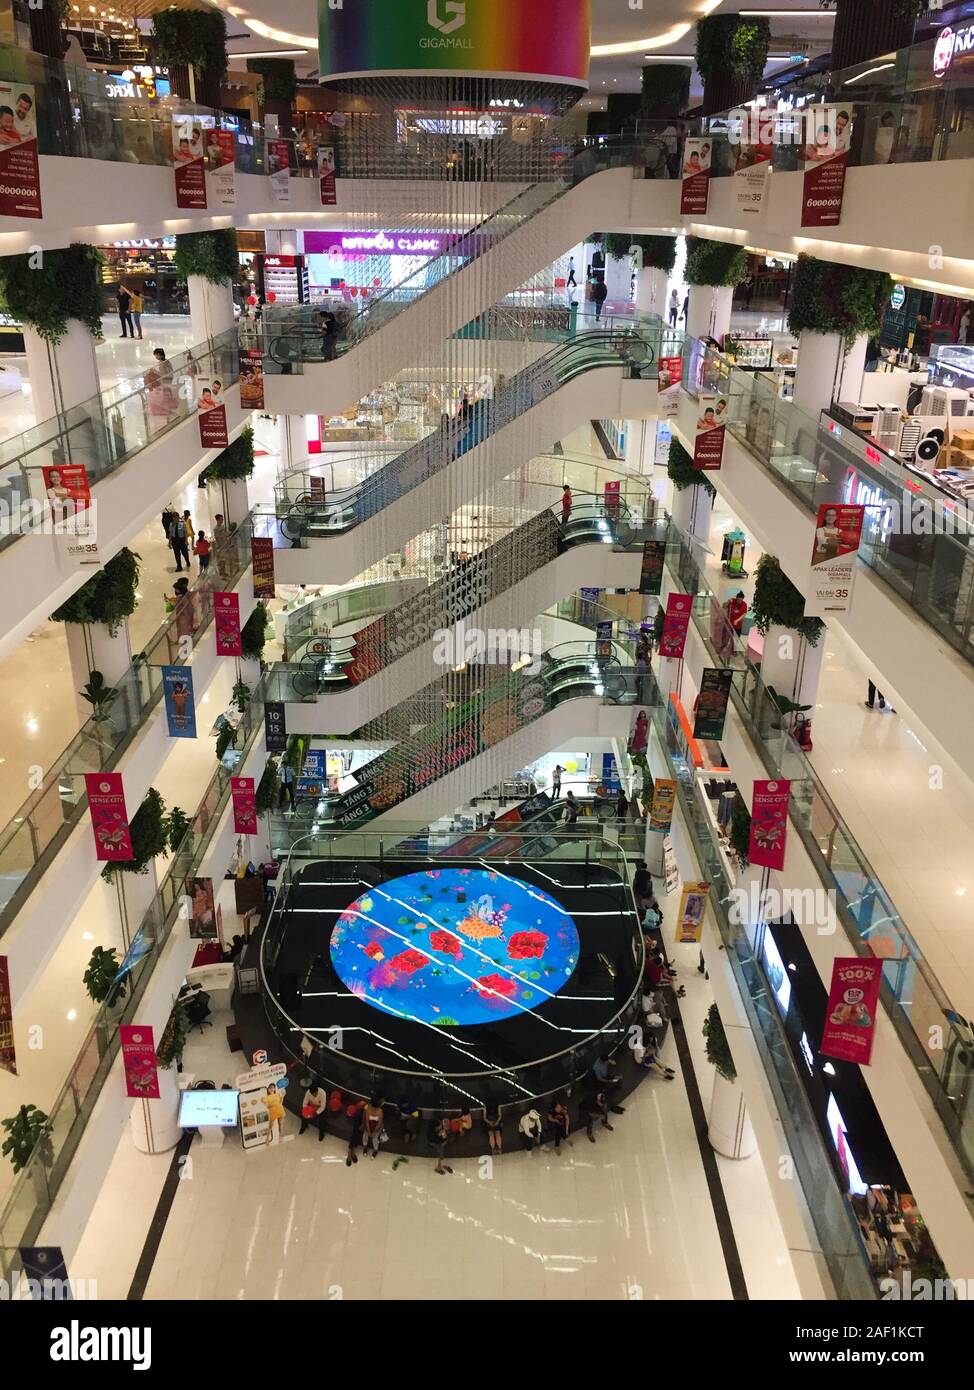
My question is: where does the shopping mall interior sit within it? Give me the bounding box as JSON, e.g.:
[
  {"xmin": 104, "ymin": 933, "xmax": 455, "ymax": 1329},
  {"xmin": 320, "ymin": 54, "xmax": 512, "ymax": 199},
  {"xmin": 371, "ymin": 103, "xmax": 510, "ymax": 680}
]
[{"xmin": 3, "ymin": 0, "xmax": 974, "ymax": 1335}]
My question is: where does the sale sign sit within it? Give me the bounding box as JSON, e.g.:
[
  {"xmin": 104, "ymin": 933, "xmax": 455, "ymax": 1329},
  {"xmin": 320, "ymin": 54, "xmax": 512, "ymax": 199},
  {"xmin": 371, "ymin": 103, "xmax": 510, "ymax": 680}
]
[
  {"xmin": 657, "ymin": 355, "xmax": 683, "ymax": 419},
  {"xmin": 801, "ymin": 105, "xmax": 852, "ymax": 228},
  {"xmin": 84, "ymin": 773, "xmax": 134, "ymax": 862},
  {"xmin": 197, "ymin": 377, "xmax": 229, "ymax": 450},
  {"xmin": 0, "ymin": 82, "xmax": 41, "ymax": 218},
  {"xmin": 231, "ymin": 776, "xmax": 258, "ymax": 835},
  {"xmin": 659, "ymin": 592, "xmax": 692, "ymax": 660},
  {"xmin": 649, "ymin": 778, "xmax": 677, "ymax": 833},
  {"xmin": 252, "ymin": 536, "xmax": 276, "ymax": 599},
  {"xmin": 748, "ymin": 778, "xmax": 791, "ymax": 871},
  {"xmin": 693, "ymin": 392, "xmax": 727, "ymax": 471},
  {"xmin": 267, "ymin": 139, "xmax": 291, "ymax": 204},
  {"xmin": 172, "ymin": 114, "xmax": 206, "ymax": 209},
  {"xmin": 119, "ymin": 1024, "xmax": 160, "ymax": 1100},
  {"xmin": 318, "ymin": 144, "xmax": 338, "ymax": 205},
  {"xmin": 680, "ymin": 136, "xmax": 711, "ymax": 216},
  {"xmin": 214, "ymin": 592, "xmax": 242, "ymax": 656},
  {"xmin": 820, "ymin": 958, "xmax": 883, "ymax": 1066},
  {"xmin": 809, "ymin": 502, "xmax": 865, "ymax": 615}
]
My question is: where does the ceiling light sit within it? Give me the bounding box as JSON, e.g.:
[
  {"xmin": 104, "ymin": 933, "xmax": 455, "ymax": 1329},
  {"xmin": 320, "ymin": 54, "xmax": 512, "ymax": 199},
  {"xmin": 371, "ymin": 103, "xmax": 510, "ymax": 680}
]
[
  {"xmin": 591, "ymin": 23, "xmax": 691, "ymax": 57},
  {"xmin": 230, "ymin": 48, "xmax": 308, "ymax": 59},
  {"xmin": 67, "ymin": 1009, "xmax": 77, "ymax": 1021},
  {"xmin": 740, "ymin": 9, "xmax": 835, "ymax": 15}
]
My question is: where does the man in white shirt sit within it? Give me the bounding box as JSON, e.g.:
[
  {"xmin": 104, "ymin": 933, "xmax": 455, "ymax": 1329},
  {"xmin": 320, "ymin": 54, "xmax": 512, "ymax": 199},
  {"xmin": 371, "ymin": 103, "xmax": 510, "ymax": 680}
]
[
  {"xmin": 518, "ymin": 1108, "xmax": 543, "ymax": 1151},
  {"xmin": 299, "ymin": 1083, "xmax": 328, "ymax": 1140}
]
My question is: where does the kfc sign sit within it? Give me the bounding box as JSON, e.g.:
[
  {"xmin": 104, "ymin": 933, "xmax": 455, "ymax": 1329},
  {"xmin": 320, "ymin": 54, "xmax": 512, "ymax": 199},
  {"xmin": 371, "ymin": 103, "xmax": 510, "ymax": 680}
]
[{"xmin": 934, "ymin": 25, "xmax": 974, "ymax": 77}]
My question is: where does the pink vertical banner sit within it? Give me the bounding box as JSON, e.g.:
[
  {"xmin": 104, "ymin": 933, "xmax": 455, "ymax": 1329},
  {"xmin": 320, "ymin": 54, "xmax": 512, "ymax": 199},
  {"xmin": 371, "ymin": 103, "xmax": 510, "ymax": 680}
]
[
  {"xmin": 119, "ymin": 1024, "xmax": 160, "ymax": 1099},
  {"xmin": 604, "ymin": 479, "xmax": 621, "ymax": 522},
  {"xmin": 214, "ymin": 592, "xmax": 242, "ymax": 656},
  {"xmin": 820, "ymin": 958, "xmax": 883, "ymax": 1066},
  {"xmin": 659, "ymin": 592, "xmax": 692, "ymax": 660},
  {"xmin": 231, "ymin": 776, "xmax": 258, "ymax": 835},
  {"xmin": 680, "ymin": 137, "xmax": 711, "ymax": 215},
  {"xmin": 84, "ymin": 773, "xmax": 134, "ymax": 862},
  {"xmin": 748, "ymin": 778, "xmax": 791, "ymax": 870}
]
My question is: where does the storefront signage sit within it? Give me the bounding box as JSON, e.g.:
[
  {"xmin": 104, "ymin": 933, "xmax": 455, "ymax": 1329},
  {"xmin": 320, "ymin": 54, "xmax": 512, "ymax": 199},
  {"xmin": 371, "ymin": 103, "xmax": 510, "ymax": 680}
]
[
  {"xmin": 693, "ymin": 668, "xmax": 734, "ymax": 741},
  {"xmin": 0, "ymin": 82, "xmax": 41, "ymax": 219},
  {"xmin": 800, "ymin": 105, "xmax": 852, "ymax": 229},
  {"xmin": 162, "ymin": 664, "xmax": 197, "ymax": 739},
  {"xmin": 933, "ymin": 24, "xmax": 974, "ymax": 78},
  {"xmin": 748, "ymin": 778, "xmax": 791, "ymax": 871},
  {"xmin": 820, "ymin": 958, "xmax": 883, "ymax": 1066},
  {"xmin": 119, "ymin": 1024, "xmax": 160, "ymax": 1100},
  {"xmin": 680, "ymin": 136, "xmax": 711, "ymax": 216},
  {"xmin": 263, "ymin": 701, "xmax": 287, "ymax": 753},
  {"xmin": 214, "ymin": 592, "xmax": 242, "ymax": 656},
  {"xmin": 251, "ymin": 536, "xmax": 276, "ymax": 599},
  {"xmin": 808, "ymin": 502, "xmax": 865, "ymax": 615},
  {"xmin": 659, "ymin": 592, "xmax": 692, "ymax": 660},
  {"xmin": 676, "ymin": 881, "xmax": 708, "ymax": 944},
  {"xmin": 230, "ymin": 776, "xmax": 258, "ymax": 835},
  {"xmin": 0, "ymin": 956, "xmax": 15, "ymax": 1076},
  {"xmin": 693, "ymin": 391, "xmax": 727, "ymax": 471},
  {"xmin": 890, "ymin": 284, "xmax": 907, "ymax": 310},
  {"xmin": 84, "ymin": 772, "xmax": 133, "ymax": 862},
  {"xmin": 305, "ymin": 229, "xmax": 449, "ymax": 256}
]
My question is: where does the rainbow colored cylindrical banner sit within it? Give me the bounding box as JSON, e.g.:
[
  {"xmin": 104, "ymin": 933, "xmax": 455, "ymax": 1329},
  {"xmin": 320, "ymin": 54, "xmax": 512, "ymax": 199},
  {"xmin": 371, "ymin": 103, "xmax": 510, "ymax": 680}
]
[{"xmin": 318, "ymin": 0, "xmax": 591, "ymax": 86}]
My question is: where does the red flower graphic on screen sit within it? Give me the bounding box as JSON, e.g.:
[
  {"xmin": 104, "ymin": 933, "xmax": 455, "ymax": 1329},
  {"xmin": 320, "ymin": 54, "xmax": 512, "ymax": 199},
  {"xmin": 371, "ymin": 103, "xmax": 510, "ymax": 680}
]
[
  {"xmin": 390, "ymin": 949, "xmax": 430, "ymax": 976},
  {"xmin": 429, "ymin": 929, "xmax": 462, "ymax": 959},
  {"xmin": 507, "ymin": 930, "xmax": 548, "ymax": 960},
  {"xmin": 363, "ymin": 941, "xmax": 385, "ymax": 961},
  {"xmin": 474, "ymin": 973, "xmax": 518, "ymax": 1001}
]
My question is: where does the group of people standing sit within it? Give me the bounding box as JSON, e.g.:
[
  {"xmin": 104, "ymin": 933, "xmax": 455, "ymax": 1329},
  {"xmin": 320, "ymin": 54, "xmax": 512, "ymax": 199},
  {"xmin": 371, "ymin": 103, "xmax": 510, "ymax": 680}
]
[{"xmin": 161, "ymin": 504, "xmax": 225, "ymax": 577}]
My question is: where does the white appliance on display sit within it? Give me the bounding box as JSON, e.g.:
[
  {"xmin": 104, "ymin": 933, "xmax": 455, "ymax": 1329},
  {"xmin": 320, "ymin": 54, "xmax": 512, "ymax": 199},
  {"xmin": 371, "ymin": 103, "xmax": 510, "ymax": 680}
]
[{"xmin": 919, "ymin": 386, "xmax": 974, "ymax": 420}]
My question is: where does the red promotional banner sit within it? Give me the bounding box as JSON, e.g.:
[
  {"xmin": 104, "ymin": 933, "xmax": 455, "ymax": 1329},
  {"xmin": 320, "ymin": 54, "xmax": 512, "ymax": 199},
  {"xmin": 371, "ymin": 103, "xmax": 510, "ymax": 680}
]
[
  {"xmin": 119, "ymin": 1024, "xmax": 160, "ymax": 1100},
  {"xmin": 680, "ymin": 137, "xmax": 711, "ymax": 216},
  {"xmin": 801, "ymin": 105, "xmax": 852, "ymax": 228},
  {"xmin": 0, "ymin": 82, "xmax": 41, "ymax": 218},
  {"xmin": 197, "ymin": 377, "xmax": 229, "ymax": 449},
  {"xmin": 604, "ymin": 478, "xmax": 621, "ymax": 521},
  {"xmin": 748, "ymin": 778, "xmax": 791, "ymax": 870},
  {"xmin": 820, "ymin": 958, "xmax": 883, "ymax": 1066},
  {"xmin": 0, "ymin": 956, "xmax": 15, "ymax": 1076},
  {"xmin": 310, "ymin": 475, "xmax": 326, "ymax": 503},
  {"xmin": 239, "ymin": 347, "xmax": 264, "ymax": 410},
  {"xmin": 231, "ymin": 776, "xmax": 258, "ymax": 835},
  {"xmin": 172, "ymin": 115, "xmax": 206, "ymax": 209},
  {"xmin": 318, "ymin": 145, "xmax": 337, "ymax": 205},
  {"xmin": 267, "ymin": 138, "xmax": 291, "ymax": 204},
  {"xmin": 693, "ymin": 391, "xmax": 727, "ymax": 471},
  {"xmin": 809, "ymin": 502, "xmax": 865, "ymax": 614},
  {"xmin": 205, "ymin": 128, "xmax": 236, "ymax": 208},
  {"xmin": 42, "ymin": 463, "xmax": 91, "ymax": 524},
  {"xmin": 214, "ymin": 592, "xmax": 242, "ymax": 656},
  {"xmin": 84, "ymin": 772, "xmax": 134, "ymax": 862},
  {"xmin": 252, "ymin": 536, "xmax": 275, "ymax": 599},
  {"xmin": 659, "ymin": 592, "xmax": 692, "ymax": 660}
]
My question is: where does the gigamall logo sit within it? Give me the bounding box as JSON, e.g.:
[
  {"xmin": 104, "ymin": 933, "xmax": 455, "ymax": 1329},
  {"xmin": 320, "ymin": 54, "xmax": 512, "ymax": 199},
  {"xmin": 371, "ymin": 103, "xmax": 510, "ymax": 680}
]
[{"xmin": 427, "ymin": 0, "xmax": 466, "ymax": 35}]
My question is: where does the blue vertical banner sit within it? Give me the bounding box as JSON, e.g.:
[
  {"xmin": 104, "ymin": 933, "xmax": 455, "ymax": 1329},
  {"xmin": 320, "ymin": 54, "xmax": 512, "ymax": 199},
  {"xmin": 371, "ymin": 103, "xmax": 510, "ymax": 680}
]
[
  {"xmin": 162, "ymin": 665, "xmax": 196, "ymax": 739},
  {"xmin": 19, "ymin": 1247, "xmax": 71, "ymax": 1297},
  {"xmin": 298, "ymin": 749, "xmax": 326, "ymax": 797}
]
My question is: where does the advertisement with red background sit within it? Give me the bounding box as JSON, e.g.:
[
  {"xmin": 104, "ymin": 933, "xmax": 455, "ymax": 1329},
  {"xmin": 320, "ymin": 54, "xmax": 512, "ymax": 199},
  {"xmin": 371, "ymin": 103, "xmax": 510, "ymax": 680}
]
[
  {"xmin": 748, "ymin": 778, "xmax": 791, "ymax": 870},
  {"xmin": 84, "ymin": 772, "xmax": 134, "ymax": 862},
  {"xmin": 251, "ymin": 536, "xmax": 275, "ymax": 599},
  {"xmin": 693, "ymin": 392, "xmax": 727, "ymax": 471},
  {"xmin": 42, "ymin": 463, "xmax": 91, "ymax": 523},
  {"xmin": 801, "ymin": 105, "xmax": 852, "ymax": 228},
  {"xmin": 343, "ymin": 615, "xmax": 385, "ymax": 685},
  {"xmin": 680, "ymin": 136, "xmax": 711, "ymax": 215},
  {"xmin": 809, "ymin": 502, "xmax": 865, "ymax": 615},
  {"xmin": 172, "ymin": 114, "xmax": 206, "ymax": 209},
  {"xmin": 604, "ymin": 478, "xmax": 621, "ymax": 522},
  {"xmin": 239, "ymin": 347, "xmax": 264, "ymax": 410},
  {"xmin": 197, "ymin": 378, "xmax": 229, "ymax": 449},
  {"xmin": 657, "ymin": 355, "xmax": 683, "ymax": 419},
  {"xmin": 214, "ymin": 592, "xmax": 242, "ymax": 656},
  {"xmin": 119, "ymin": 1024, "xmax": 160, "ymax": 1100},
  {"xmin": 205, "ymin": 129, "xmax": 236, "ymax": 207},
  {"xmin": 231, "ymin": 776, "xmax": 258, "ymax": 835},
  {"xmin": 0, "ymin": 956, "xmax": 15, "ymax": 1075},
  {"xmin": 659, "ymin": 592, "xmax": 692, "ymax": 659},
  {"xmin": 820, "ymin": 957, "xmax": 883, "ymax": 1066},
  {"xmin": 318, "ymin": 145, "xmax": 337, "ymax": 205},
  {"xmin": 0, "ymin": 82, "xmax": 41, "ymax": 218}
]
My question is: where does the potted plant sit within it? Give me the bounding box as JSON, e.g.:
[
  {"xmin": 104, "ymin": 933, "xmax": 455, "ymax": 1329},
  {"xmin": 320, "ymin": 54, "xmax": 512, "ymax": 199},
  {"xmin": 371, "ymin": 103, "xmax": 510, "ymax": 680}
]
[
  {"xmin": 231, "ymin": 678, "xmax": 252, "ymax": 714},
  {"xmin": 100, "ymin": 787, "xmax": 170, "ymax": 883},
  {"xmin": 702, "ymin": 1003, "xmax": 756, "ymax": 1158},
  {"xmin": 51, "ymin": 548, "xmax": 141, "ymax": 637},
  {"xmin": 156, "ymin": 998, "xmax": 191, "ymax": 1070},
  {"xmin": 1, "ymin": 1104, "xmax": 54, "ymax": 1182},
  {"xmin": 153, "ymin": 8, "xmax": 227, "ymax": 107},
  {"xmin": 167, "ymin": 806, "xmax": 192, "ymax": 855},
  {"xmin": 82, "ymin": 943, "xmax": 128, "ymax": 1006},
  {"xmin": 668, "ymin": 437, "xmax": 717, "ymax": 500},
  {"xmin": 241, "ymin": 602, "xmax": 269, "ymax": 661},
  {"xmin": 255, "ymin": 758, "xmax": 280, "ymax": 815},
  {"xmin": 173, "ymin": 230, "xmax": 239, "ymax": 288},
  {"xmin": 750, "ymin": 553, "xmax": 825, "ymax": 646},
  {"xmin": 685, "ymin": 237, "xmax": 749, "ymax": 291},
  {"xmin": 0, "ymin": 243, "xmax": 104, "ymax": 346},
  {"xmin": 79, "ymin": 671, "xmax": 118, "ymax": 745},
  {"xmin": 728, "ymin": 797, "xmax": 751, "ymax": 869}
]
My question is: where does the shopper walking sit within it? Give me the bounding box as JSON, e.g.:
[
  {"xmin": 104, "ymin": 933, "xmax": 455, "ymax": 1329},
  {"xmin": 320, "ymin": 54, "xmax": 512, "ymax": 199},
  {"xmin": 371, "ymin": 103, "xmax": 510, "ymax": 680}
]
[
  {"xmin": 167, "ymin": 512, "xmax": 190, "ymax": 571},
  {"xmin": 668, "ymin": 289, "xmax": 679, "ymax": 327},
  {"xmin": 566, "ymin": 255, "xmax": 577, "ymax": 289},
  {"xmin": 592, "ymin": 276, "xmax": 608, "ymax": 322},
  {"xmin": 551, "ymin": 763, "xmax": 563, "ymax": 799},
  {"xmin": 278, "ymin": 760, "xmax": 296, "ymax": 810},
  {"xmin": 117, "ymin": 282, "xmax": 133, "ymax": 338},
  {"xmin": 616, "ymin": 788, "xmax": 629, "ymax": 823},
  {"xmin": 193, "ymin": 530, "xmax": 211, "ymax": 572},
  {"xmin": 299, "ymin": 1083, "xmax": 328, "ymax": 1140},
  {"xmin": 129, "ymin": 286, "xmax": 143, "ymax": 339},
  {"xmin": 561, "ymin": 484, "xmax": 572, "ymax": 526}
]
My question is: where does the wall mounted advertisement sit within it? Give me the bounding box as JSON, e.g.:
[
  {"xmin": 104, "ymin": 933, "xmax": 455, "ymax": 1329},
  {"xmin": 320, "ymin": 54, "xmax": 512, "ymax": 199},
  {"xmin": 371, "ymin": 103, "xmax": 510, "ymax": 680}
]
[
  {"xmin": 801, "ymin": 105, "xmax": 852, "ymax": 228},
  {"xmin": 733, "ymin": 126, "xmax": 771, "ymax": 216},
  {"xmin": 821, "ymin": 957, "xmax": 883, "ymax": 1066},
  {"xmin": 318, "ymin": 144, "xmax": 338, "ymax": 205},
  {"xmin": 119, "ymin": 1024, "xmax": 160, "ymax": 1100},
  {"xmin": 657, "ymin": 355, "xmax": 683, "ymax": 419},
  {"xmin": 239, "ymin": 346, "xmax": 264, "ymax": 410},
  {"xmin": 298, "ymin": 748, "xmax": 326, "ymax": 797},
  {"xmin": 748, "ymin": 778, "xmax": 791, "ymax": 871},
  {"xmin": 693, "ymin": 391, "xmax": 727, "ymax": 471},
  {"xmin": 649, "ymin": 778, "xmax": 677, "ymax": 833},
  {"xmin": 231, "ymin": 776, "xmax": 258, "ymax": 835},
  {"xmin": 693, "ymin": 668, "xmax": 733, "ymax": 741},
  {"xmin": 662, "ymin": 835, "xmax": 680, "ymax": 894},
  {"xmin": 680, "ymin": 136, "xmax": 711, "ymax": 215},
  {"xmin": 809, "ymin": 502, "xmax": 865, "ymax": 615},
  {"xmin": 638, "ymin": 539, "xmax": 665, "ymax": 596},
  {"xmin": 595, "ymin": 619, "xmax": 613, "ymax": 663},
  {"xmin": 188, "ymin": 876, "xmax": 217, "ymax": 940},
  {"xmin": 267, "ymin": 138, "xmax": 291, "ymax": 204},
  {"xmin": 42, "ymin": 462, "xmax": 99, "ymax": 568},
  {"xmin": 251, "ymin": 536, "xmax": 276, "ymax": 599},
  {"xmin": 236, "ymin": 1061, "xmax": 288, "ymax": 1149},
  {"xmin": 205, "ymin": 128, "xmax": 236, "ymax": 207},
  {"xmin": 84, "ymin": 772, "xmax": 133, "ymax": 862},
  {"xmin": 0, "ymin": 956, "xmax": 15, "ymax": 1075},
  {"xmin": 172, "ymin": 114, "xmax": 206, "ymax": 209},
  {"xmin": 197, "ymin": 376, "xmax": 229, "ymax": 449},
  {"xmin": 264, "ymin": 700, "xmax": 287, "ymax": 753},
  {"xmin": 676, "ymin": 881, "xmax": 708, "ymax": 944},
  {"xmin": 0, "ymin": 82, "xmax": 41, "ymax": 218},
  {"xmin": 214, "ymin": 592, "xmax": 242, "ymax": 656},
  {"xmin": 659, "ymin": 592, "xmax": 692, "ymax": 660},
  {"xmin": 162, "ymin": 664, "xmax": 196, "ymax": 739}
]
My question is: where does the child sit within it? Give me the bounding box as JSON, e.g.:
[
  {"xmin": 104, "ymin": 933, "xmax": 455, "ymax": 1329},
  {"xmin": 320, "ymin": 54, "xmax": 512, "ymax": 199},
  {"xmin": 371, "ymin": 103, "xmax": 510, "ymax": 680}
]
[{"xmin": 193, "ymin": 529, "xmax": 211, "ymax": 571}]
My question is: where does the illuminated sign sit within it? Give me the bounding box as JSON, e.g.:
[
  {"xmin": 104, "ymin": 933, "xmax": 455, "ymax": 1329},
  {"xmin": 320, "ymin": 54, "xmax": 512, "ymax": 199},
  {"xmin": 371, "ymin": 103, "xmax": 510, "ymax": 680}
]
[
  {"xmin": 890, "ymin": 284, "xmax": 906, "ymax": 309},
  {"xmin": 933, "ymin": 24, "xmax": 974, "ymax": 77},
  {"xmin": 304, "ymin": 230, "xmax": 448, "ymax": 256}
]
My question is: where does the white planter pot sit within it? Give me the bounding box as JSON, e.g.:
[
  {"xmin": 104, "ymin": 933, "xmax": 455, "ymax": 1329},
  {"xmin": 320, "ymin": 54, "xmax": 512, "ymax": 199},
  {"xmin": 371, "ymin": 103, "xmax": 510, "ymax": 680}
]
[{"xmin": 707, "ymin": 1067, "xmax": 756, "ymax": 1159}]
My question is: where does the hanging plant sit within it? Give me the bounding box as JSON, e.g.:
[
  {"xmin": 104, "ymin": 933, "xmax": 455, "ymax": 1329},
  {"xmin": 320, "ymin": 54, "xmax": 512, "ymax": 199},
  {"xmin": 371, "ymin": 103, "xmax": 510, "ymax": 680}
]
[
  {"xmin": 215, "ymin": 723, "xmax": 237, "ymax": 762},
  {"xmin": 246, "ymin": 58, "xmax": 297, "ymax": 106},
  {"xmin": 232, "ymin": 678, "xmax": 252, "ymax": 713},
  {"xmin": 82, "ymin": 945, "xmax": 126, "ymax": 1005},
  {"xmin": 152, "ymin": 9, "xmax": 227, "ymax": 79},
  {"xmin": 101, "ymin": 787, "xmax": 169, "ymax": 882},
  {"xmin": 695, "ymin": 14, "xmax": 771, "ymax": 84},
  {"xmin": 751, "ymin": 553, "xmax": 825, "ymax": 645},
  {"xmin": 787, "ymin": 254, "xmax": 893, "ymax": 347},
  {"xmin": 200, "ymin": 425, "xmax": 255, "ymax": 484},
  {"xmin": 652, "ymin": 607, "xmax": 664, "ymax": 648},
  {"xmin": 602, "ymin": 232, "xmax": 635, "ymax": 262},
  {"xmin": 685, "ymin": 238, "xmax": 749, "ymax": 289},
  {"xmin": 630, "ymin": 235, "xmax": 677, "ymax": 274},
  {"xmin": 167, "ymin": 806, "xmax": 192, "ymax": 854},
  {"xmin": 241, "ymin": 602, "xmax": 269, "ymax": 661},
  {"xmin": 284, "ymin": 734, "xmax": 308, "ymax": 776},
  {"xmin": 155, "ymin": 998, "xmax": 191, "ymax": 1070},
  {"xmin": 640, "ymin": 64, "xmax": 690, "ymax": 115},
  {"xmin": 0, "ymin": 243, "xmax": 104, "ymax": 345},
  {"xmin": 668, "ymin": 438, "xmax": 716, "ymax": 500},
  {"xmin": 51, "ymin": 548, "xmax": 141, "ymax": 636},
  {"xmin": 1, "ymin": 1104, "xmax": 53, "ymax": 1174},
  {"xmin": 729, "ymin": 796, "xmax": 751, "ymax": 868},
  {"xmin": 174, "ymin": 230, "xmax": 239, "ymax": 287},
  {"xmin": 255, "ymin": 758, "xmax": 280, "ymax": 814},
  {"xmin": 702, "ymin": 1003, "xmax": 737, "ymax": 1082}
]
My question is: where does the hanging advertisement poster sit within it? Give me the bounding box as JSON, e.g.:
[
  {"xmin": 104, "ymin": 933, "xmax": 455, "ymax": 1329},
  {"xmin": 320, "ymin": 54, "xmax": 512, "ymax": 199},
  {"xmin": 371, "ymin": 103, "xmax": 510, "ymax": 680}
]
[
  {"xmin": 204, "ymin": 127, "xmax": 236, "ymax": 207},
  {"xmin": 733, "ymin": 119, "xmax": 772, "ymax": 216},
  {"xmin": 42, "ymin": 462, "xmax": 99, "ymax": 568},
  {"xmin": 808, "ymin": 502, "xmax": 865, "ymax": 615},
  {"xmin": 604, "ymin": 479, "xmax": 621, "ymax": 523},
  {"xmin": 676, "ymin": 881, "xmax": 709, "ymax": 944},
  {"xmin": 820, "ymin": 958, "xmax": 883, "ymax": 1066},
  {"xmin": 680, "ymin": 136, "xmax": 711, "ymax": 215},
  {"xmin": 649, "ymin": 778, "xmax": 677, "ymax": 833},
  {"xmin": 595, "ymin": 619, "xmax": 614, "ymax": 663},
  {"xmin": 662, "ymin": 835, "xmax": 680, "ymax": 894},
  {"xmin": 172, "ymin": 114, "xmax": 207, "ymax": 208},
  {"xmin": 197, "ymin": 376, "xmax": 229, "ymax": 449},
  {"xmin": 239, "ymin": 347, "xmax": 264, "ymax": 410},
  {"xmin": 0, "ymin": 956, "xmax": 15, "ymax": 1075},
  {"xmin": 693, "ymin": 668, "xmax": 734, "ymax": 741},
  {"xmin": 188, "ymin": 876, "xmax": 217, "ymax": 939},
  {"xmin": 231, "ymin": 776, "xmax": 258, "ymax": 835},
  {"xmin": 83, "ymin": 772, "xmax": 133, "ymax": 862},
  {"xmin": 693, "ymin": 391, "xmax": 727, "ymax": 471},
  {"xmin": 119, "ymin": 1024, "xmax": 160, "ymax": 1100},
  {"xmin": 749, "ymin": 778, "xmax": 791, "ymax": 871},
  {"xmin": 298, "ymin": 749, "xmax": 326, "ymax": 797},
  {"xmin": 659, "ymin": 592, "xmax": 692, "ymax": 659},
  {"xmin": 309, "ymin": 475, "xmax": 326, "ymax": 504},
  {"xmin": 236, "ymin": 1061, "xmax": 288, "ymax": 1149},
  {"xmin": 0, "ymin": 82, "xmax": 41, "ymax": 218},
  {"xmin": 801, "ymin": 105, "xmax": 852, "ymax": 228},
  {"xmin": 657, "ymin": 355, "xmax": 683, "ymax": 419},
  {"xmin": 264, "ymin": 700, "xmax": 287, "ymax": 753},
  {"xmin": 162, "ymin": 664, "xmax": 197, "ymax": 739},
  {"xmin": 317, "ymin": 143, "xmax": 338, "ymax": 205},
  {"xmin": 267, "ymin": 138, "xmax": 291, "ymax": 204},
  {"xmin": 638, "ymin": 539, "xmax": 666, "ymax": 596},
  {"xmin": 251, "ymin": 535, "xmax": 276, "ymax": 599},
  {"xmin": 214, "ymin": 592, "xmax": 242, "ymax": 656}
]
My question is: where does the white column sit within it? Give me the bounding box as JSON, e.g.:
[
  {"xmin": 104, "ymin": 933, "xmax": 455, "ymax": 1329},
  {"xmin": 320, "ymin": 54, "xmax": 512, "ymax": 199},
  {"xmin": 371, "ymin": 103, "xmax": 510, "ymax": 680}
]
[
  {"xmin": 635, "ymin": 265, "xmax": 668, "ymax": 320},
  {"xmin": 624, "ymin": 419, "xmax": 654, "ymax": 478},
  {"xmin": 206, "ymin": 476, "xmax": 250, "ymax": 529},
  {"xmin": 708, "ymin": 1070, "xmax": 757, "ymax": 1159},
  {"xmin": 760, "ymin": 624, "xmax": 826, "ymax": 708},
  {"xmin": 22, "ymin": 319, "xmax": 101, "ymax": 421},
  {"xmin": 670, "ymin": 481, "xmax": 713, "ymax": 548},
  {"xmin": 188, "ymin": 275, "xmax": 235, "ymax": 345},
  {"xmin": 687, "ymin": 284, "xmax": 733, "ymax": 342},
  {"xmin": 839, "ymin": 332, "xmax": 869, "ymax": 404},
  {"xmin": 129, "ymin": 1064, "xmax": 182, "ymax": 1155},
  {"xmin": 792, "ymin": 330, "xmax": 846, "ymax": 418},
  {"xmin": 65, "ymin": 619, "xmax": 133, "ymax": 724},
  {"xmin": 264, "ymin": 229, "xmax": 303, "ymax": 255}
]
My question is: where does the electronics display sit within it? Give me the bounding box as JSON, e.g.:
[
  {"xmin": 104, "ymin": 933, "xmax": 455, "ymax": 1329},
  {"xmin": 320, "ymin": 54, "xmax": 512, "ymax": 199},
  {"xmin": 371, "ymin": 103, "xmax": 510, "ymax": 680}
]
[
  {"xmin": 178, "ymin": 1089, "xmax": 239, "ymax": 1127},
  {"xmin": 259, "ymin": 253, "xmax": 310, "ymax": 305}
]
